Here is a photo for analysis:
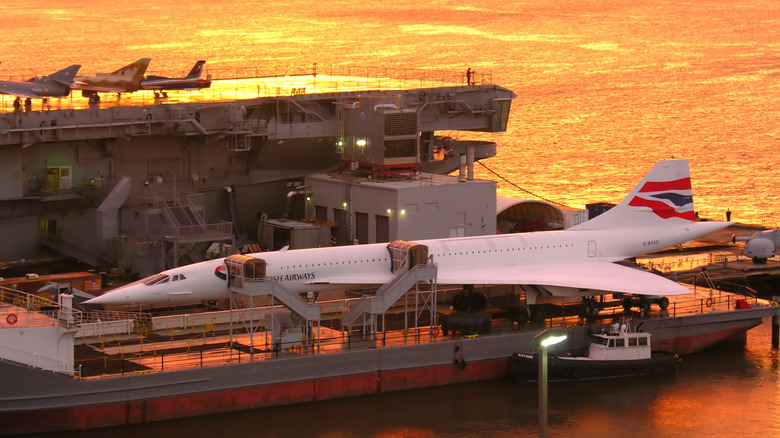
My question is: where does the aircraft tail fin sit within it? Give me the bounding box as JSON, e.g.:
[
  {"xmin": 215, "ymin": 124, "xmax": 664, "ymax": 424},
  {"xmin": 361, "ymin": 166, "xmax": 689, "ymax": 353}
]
[
  {"xmin": 186, "ymin": 61, "xmax": 206, "ymax": 79},
  {"xmin": 112, "ymin": 58, "xmax": 151, "ymax": 85},
  {"xmin": 43, "ymin": 65, "xmax": 81, "ymax": 86},
  {"xmin": 571, "ymin": 159, "xmax": 697, "ymax": 230}
]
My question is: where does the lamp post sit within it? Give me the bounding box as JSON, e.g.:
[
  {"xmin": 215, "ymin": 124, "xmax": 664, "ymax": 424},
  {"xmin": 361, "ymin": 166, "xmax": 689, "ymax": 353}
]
[{"xmin": 536, "ymin": 329, "xmax": 568, "ymax": 438}]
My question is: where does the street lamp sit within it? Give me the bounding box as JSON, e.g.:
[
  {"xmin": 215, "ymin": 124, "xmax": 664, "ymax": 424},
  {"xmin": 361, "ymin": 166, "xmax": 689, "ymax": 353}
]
[{"xmin": 536, "ymin": 329, "xmax": 568, "ymax": 438}]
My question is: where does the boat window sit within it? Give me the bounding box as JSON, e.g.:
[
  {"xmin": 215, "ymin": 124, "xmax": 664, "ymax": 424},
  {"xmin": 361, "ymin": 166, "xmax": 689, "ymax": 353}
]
[
  {"xmin": 628, "ymin": 338, "xmax": 638, "ymax": 347},
  {"xmin": 615, "ymin": 338, "xmax": 625, "ymax": 348},
  {"xmin": 639, "ymin": 338, "xmax": 648, "ymax": 346},
  {"xmin": 591, "ymin": 336, "xmax": 608, "ymax": 346},
  {"xmin": 142, "ymin": 274, "xmax": 169, "ymax": 285}
]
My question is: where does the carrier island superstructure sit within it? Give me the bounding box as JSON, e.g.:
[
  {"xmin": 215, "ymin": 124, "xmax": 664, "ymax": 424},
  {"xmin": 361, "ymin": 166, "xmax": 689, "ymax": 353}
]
[{"xmin": 0, "ymin": 68, "xmax": 515, "ymax": 277}]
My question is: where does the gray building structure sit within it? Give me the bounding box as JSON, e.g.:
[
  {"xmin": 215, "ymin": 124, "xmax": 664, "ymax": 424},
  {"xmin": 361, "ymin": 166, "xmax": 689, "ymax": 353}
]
[
  {"xmin": 0, "ymin": 72, "xmax": 515, "ymax": 277},
  {"xmin": 306, "ymin": 172, "xmax": 497, "ymax": 245}
]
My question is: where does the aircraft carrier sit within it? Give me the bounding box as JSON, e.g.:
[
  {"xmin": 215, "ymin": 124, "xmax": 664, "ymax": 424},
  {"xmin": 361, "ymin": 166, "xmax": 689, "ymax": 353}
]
[{"xmin": 0, "ymin": 67, "xmax": 514, "ymax": 278}]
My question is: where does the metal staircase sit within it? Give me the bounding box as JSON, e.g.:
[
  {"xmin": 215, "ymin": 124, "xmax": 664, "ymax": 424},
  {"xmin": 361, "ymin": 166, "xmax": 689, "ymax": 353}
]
[
  {"xmin": 231, "ymin": 279, "xmax": 322, "ymax": 321},
  {"xmin": 161, "ymin": 193, "xmax": 206, "ymax": 228},
  {"xmin": 341, "ymin": 261, "xmax": 438, "ymax": 331},
  {"xmin": 225, "ymin": 255, "xmax": 321, "ymax": 322}
]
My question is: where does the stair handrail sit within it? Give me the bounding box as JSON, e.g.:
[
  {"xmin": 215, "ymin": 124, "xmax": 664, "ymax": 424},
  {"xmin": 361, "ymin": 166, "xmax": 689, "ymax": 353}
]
[{"xmin": 342, "ymin": 261, "xmax": 437, "ymax": 328}]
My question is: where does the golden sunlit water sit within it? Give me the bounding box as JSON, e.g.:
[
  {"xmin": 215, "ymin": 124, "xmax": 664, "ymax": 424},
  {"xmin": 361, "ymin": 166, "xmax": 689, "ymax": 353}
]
[
  {"xmin": 1, "ymin": 0, "xmax": 777, "ymax": 226},
  {"xmin": 2, "ymin": 1, "xmax": 778, "ymax": 436}
]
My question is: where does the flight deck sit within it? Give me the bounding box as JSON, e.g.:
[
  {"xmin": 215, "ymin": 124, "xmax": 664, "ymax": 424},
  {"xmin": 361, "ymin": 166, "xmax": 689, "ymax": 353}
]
[{"xmin": 0, "ymin": 64, "xmax": 489, "ymax": 113}]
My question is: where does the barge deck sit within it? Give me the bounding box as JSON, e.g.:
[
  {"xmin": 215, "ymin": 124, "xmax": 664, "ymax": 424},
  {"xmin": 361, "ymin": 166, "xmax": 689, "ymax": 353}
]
[{"xmin": 1, "ymin": 283, "xmax": 778, "ymax": 435}]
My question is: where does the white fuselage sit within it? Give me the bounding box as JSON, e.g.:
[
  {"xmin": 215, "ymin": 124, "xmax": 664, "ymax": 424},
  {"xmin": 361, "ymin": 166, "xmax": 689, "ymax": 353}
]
[{"xmin": 87, "ymin": 220, "xmax": 725, "ymax": 306}]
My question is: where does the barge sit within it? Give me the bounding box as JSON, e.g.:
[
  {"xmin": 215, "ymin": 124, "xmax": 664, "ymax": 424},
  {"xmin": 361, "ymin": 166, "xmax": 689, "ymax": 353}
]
[{"xmin": 1, "ymin": 283, "xmax": 778, "ymax": 435}]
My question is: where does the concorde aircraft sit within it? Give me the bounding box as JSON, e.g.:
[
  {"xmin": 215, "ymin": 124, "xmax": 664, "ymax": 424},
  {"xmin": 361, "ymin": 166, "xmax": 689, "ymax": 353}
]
[
  {"xmin": 0, "ymin": 65, "xmax": 80, "ymax": 99},
  {"xmin": 86, "ymin": 159, "xmax": 732, "ymax": 307}
]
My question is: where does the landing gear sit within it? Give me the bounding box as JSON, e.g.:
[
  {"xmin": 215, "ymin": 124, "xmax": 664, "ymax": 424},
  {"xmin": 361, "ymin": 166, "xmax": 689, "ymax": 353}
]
[
  {"xmin": 579, "ymin": 296, "xmax": 602, "ymax": 318},
  {"xmin": 620, "ymin": 295, "xmax": 669, "ymax": 313},
  {"xmin": 639, "ymin": 299, "xmax": 651, "ymax": 315},
  {"xmin": 530, "ymin": 307, "xmax": 546, "ymax": 323},
  {"xmin": 508, "ymin": 306, "xmax": 529, "ymax": 325},
  {"xmin": 83, "ymin": 90, "xmax": 101, "ymax": 104},
  {"xmin": 441, "ymin": 289, "xmax": 491, "ymax": 336}
]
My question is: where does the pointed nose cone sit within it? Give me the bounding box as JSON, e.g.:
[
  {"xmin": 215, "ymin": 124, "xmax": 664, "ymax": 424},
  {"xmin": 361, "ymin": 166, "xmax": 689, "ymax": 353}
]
[
  {"xmin": 83, "ymin": 290, "xmax": 128, "ymax": 305},
  {"xmin": 83, "ymin": 281, "xmax": 143, "ymax": 305}
]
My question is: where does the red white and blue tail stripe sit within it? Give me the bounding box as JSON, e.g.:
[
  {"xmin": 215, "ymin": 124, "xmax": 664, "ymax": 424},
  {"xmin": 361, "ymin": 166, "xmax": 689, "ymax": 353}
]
[
  {"xmin": 572, "ymin": 160, "xmax": 697, "ymax": 230},
  {"xmin": 629, "ymin": 177, "xmax": 694, "ymax": 221}
]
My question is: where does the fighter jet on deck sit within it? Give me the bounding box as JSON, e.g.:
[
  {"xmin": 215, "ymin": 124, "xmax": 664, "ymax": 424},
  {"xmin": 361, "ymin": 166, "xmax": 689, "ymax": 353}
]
[
  {"xmin": 141, "ymin": 60, "xmax": 211, "ymax": 92},
  {"xmin": 72, "ymin": 58, "xmax": 151, "ymax": 103},
  {"xmin": 0, "ymin": 65, "xmax": 80, "ymax": 99}
]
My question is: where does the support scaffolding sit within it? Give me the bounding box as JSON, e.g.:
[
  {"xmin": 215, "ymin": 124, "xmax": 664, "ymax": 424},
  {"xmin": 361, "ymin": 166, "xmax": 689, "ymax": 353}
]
[
  {"xmin": 225, "ymin": 255, "xmax": 322, "ymax": 356},
  {"xmin": 342, "ymin": 241, "xmax": 438, "ymax": 338}
]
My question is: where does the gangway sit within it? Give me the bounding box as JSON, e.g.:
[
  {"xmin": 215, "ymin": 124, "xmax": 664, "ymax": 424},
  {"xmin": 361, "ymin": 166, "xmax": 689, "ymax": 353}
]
[
  {"xmin": 693, "ymin": 267, "xmax": 719, "ymax": 291},
  {"xmin": 225, "ymin": 255, "xmax": 321, "ymax": 353},
  {"xmin": 341, "ymin": 240, "xmax": 438, "ymax": 336}
]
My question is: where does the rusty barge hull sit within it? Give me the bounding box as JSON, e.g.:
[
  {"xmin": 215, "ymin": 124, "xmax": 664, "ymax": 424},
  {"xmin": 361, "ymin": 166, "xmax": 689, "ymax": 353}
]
[{"xmin": 1, "ymin": 302, "xmax": 778, "ymax": 435}]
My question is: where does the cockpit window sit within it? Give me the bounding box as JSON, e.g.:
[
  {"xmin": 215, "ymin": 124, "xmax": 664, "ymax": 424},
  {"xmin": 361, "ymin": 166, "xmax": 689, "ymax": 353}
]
[
  {"xmin": 171, "ymin": 274, "xmax": 187, "ymax": 281},
  {"xmin": 142, "ymin": 274, "xmax": 170, "ymax": 285}
]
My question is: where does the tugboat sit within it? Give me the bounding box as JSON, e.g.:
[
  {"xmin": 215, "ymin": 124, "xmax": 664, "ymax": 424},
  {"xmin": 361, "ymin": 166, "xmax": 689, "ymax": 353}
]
[{"xmin": 510, "ymin": 327, "xmax": 679, "ymax": 381}]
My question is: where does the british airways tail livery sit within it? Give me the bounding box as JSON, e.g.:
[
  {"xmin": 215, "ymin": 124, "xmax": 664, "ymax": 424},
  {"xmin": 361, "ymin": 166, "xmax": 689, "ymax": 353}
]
[{"xmin": 86, "ymin": 160, "xmax": 730, "ymax": 307}]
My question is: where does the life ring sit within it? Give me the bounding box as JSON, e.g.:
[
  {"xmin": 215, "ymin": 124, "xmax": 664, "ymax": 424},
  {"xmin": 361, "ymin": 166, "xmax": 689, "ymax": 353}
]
[
  {"xmin": 6, "ymin": 313, "xmax": 17, "ymax": 325},
  {"xmin": 705, "ymin": 298, "xmax": 713, "ymax": 307}
]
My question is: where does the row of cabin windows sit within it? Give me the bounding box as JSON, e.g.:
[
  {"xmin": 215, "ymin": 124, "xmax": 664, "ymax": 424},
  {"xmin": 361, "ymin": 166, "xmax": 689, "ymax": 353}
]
[
  {"xmin": 276, "ymin": 243, "xmax": 576, "ymax": 270},
  {"xmin": 283, "ymin": 258, "xmax": 390, "ymax": 270},
  {"xmin": 435, "ymin": 244, "xmax": 574, "ymax": 257},
  {"xmin": 592, "ymin": 337, "xmax": 649, "ymax": 348}
]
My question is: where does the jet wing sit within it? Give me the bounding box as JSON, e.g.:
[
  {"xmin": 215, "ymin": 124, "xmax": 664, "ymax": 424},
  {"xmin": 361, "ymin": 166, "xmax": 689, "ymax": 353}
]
[
  {"xmin": 72, "ymin": 82, "xmax": 132, "ymax": 93},
  {"xmin": 309, "ymin": 261, "xmax": 689, "ymax": 297},
  {"xmin": 436, "ymin": 261, "xmax": 691, "ymax": 296},
  {"xmin": 0, "ymin": 88, "xmax": 39, "ymax": 99}
]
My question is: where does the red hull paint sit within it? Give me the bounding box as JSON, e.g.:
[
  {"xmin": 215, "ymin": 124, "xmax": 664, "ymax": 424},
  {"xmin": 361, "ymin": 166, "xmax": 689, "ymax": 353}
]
[
  {"xmin": 0, "ymin": 359, "xmax": 510, "ymax": 435},
  {"xmin": 653, "ymin": 325, "xmax": 751, "ymax": 355}
]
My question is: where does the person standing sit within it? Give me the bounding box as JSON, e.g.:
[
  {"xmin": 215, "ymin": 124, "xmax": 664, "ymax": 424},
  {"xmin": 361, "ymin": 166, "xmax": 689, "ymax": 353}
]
[{"xmin": 726, "ymin": 209, "xmax": 732, "ymax": 221}]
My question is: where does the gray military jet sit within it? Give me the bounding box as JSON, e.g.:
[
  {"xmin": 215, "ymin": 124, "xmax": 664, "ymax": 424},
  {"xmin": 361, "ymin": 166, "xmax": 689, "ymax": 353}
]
[{"xmin": 0, "ymin": 65, "xmax": 81, "ymax": 99}]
